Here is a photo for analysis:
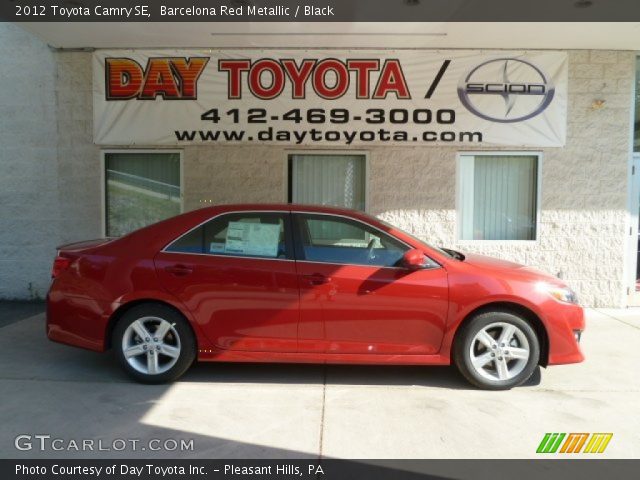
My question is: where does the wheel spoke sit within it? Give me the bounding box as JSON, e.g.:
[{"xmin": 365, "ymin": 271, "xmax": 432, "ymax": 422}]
[
  {"xmin": 498, "ymin": 324, "xmax": 516, "ymax": 346},
  {"xmin": 123, "ymin": 315, "xmax": 182, "ymax": 376},
  {"xmin": 147, "ymin": 352, "xmax": 159, "ymax": 375},
  {"xmin": 506, "ymin": 347, "xmax": 529, "ymax": 360},
  {"xmin": 154, "ymin": 320, "xmax": 172, "ymax": 341},
  {"xmin": 476, "ymin": 330, "xmax": 495, "ymax": 348},
  {"xmin": 495, "ymin": 357, "xmax": 510, "ymax": 380},
  {"xmin": 472, "ymin": 352, "xmax": 493, "ymax": 369},
  {"xmin": 160, "ymin": 344, "xmax": 180, "ymax": 358},
  {"xmin": 131, "ymin": 320, "xmax": 151, "ymax": 341},
  {"xmin": 123, "ymin": 344, "xmax": 146, "ymax": 358}
]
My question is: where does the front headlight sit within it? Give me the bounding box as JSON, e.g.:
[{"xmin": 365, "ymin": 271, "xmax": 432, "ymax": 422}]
[{"xmin": 538, "ymin": 283, "xmax": 578, "ymax": 304}]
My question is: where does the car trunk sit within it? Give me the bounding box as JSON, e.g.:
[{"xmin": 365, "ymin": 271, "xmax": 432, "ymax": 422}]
[{"xmin": 56, "ymin": 238, "xmax": 114, "ymax": 253}]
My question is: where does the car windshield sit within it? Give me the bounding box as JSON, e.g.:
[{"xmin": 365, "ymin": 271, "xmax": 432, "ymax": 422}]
[{"xmin": 375, "ymin": 218, "xmax": 459, "ymax": 259}]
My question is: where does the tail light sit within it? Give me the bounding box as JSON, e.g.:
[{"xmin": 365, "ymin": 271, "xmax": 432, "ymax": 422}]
[{"xmin": 51, "ymin": 256, "xmax": 71, "ymax": 279}]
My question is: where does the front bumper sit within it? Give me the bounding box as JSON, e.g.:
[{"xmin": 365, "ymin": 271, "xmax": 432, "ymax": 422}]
[{"xmin": 546, "ymin": 303, "xmax": 585, "ymax": 365}]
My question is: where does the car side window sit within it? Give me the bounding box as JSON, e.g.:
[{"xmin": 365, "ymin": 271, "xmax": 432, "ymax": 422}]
[
  {"xmin": 165, "ymin": 227, "xmax": 202, "ymax": 254},
  {"xmin": 296, "ymin": 214, "xmax": 408, "ymax": 267},
  {"xmin": 165, "ymin": 212, "xmax": 290, "ymax": 259}
]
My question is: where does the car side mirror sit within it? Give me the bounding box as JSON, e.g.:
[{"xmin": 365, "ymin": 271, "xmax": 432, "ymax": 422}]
[{"xmin": 402, "ymin": 249, "xmax": 427, "ymax": 271}]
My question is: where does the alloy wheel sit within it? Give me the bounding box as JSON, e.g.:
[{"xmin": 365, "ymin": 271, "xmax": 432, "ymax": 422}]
[
  {"xmin": 121, "ymin": 316, "xmax": 181, "ymax": 375},
  {"xmin": 469, "ymin": 322, "xmax": 530, "ymax": 381}
]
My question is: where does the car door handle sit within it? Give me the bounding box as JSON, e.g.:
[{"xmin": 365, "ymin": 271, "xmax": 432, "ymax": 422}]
[
  {"xmin": 164, "ymin": 264, "xmax": 193, "ymax": 276},
  {"xmin": 303, "ymin": 273, "xmax": 331, "ymax": 285}
]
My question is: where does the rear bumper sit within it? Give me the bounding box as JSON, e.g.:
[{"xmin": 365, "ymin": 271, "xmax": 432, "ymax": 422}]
[
  {"xmin": 546, "ymin": 303, "xmax": 585, "ymax": 365},
  {"xmin": 46, "ymin": 289, "xmax": 111, "ymax": 352}
]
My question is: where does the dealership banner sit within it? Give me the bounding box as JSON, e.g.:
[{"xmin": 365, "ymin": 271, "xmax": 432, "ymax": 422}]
[{"xmin": 93, "ymin": 50, "xmax": 567, "ymax": 147}]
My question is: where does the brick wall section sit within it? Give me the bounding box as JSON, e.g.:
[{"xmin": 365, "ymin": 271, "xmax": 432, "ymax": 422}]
[
  {"xmin": 55, "ymin": 51, "xmax": 101, "ymax": 244},
  {"xmin": 0, "ymin": 25, "xmax": 100, "ymax": 299},
  {"xmin": 0, "ymin": 28, "xmax": 634, "ymax": 307},
  {"xmin": 183, "ymin": 146, "xmax": 286, "ymax": 208},
  {"xmin": 0, "ymin": 24, "xmax": 59, "ymax": 299}
]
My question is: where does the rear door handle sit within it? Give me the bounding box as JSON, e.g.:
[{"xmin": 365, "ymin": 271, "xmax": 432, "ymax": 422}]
[
  {"xmin": 164, "ymin": 264, "xmax": 193, "ymax": 276},
  {"xmin": 303, "ymin": 273, "xmax": 331, "ymax": 285}
]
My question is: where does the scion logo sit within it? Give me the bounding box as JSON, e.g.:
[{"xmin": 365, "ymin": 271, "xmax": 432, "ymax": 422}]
[{"xmin": 458, "ymin": 58, "xmax": 555, "ymax": 123}]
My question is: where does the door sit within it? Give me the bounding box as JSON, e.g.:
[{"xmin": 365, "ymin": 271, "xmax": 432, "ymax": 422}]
[
  {"xmin": 293, "ymin": 213, "xmax": 449, "ymax": 355},
  {"xmin": 155, "ymin": 211, "xmax": 299, "ymax": 352}
]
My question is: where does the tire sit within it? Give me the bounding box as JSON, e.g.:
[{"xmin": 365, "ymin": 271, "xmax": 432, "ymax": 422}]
[
  {"xmin": 453, "ymin": 310, "xmax": 540, "ymax": 390},
  {"xmin": 113, "ymin": 303, "xmax": 196, "ymax": 384}
]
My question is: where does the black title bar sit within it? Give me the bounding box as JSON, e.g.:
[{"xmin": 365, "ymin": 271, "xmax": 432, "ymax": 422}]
[
  {"xmin": 2, "ymin": 0, "xmax": 640, "ymax": 22},
  {"xmin": 4, "ymin": 459, "xmax": 640, "ymax": 480}
]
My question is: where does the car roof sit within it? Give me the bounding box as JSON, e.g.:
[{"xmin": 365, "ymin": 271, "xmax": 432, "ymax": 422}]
[{"xmin": 198, "ymin": 203, "xmax": 373, "ymax": 218}]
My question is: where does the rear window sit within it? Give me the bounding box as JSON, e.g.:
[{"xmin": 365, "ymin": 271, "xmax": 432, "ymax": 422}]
[{"xmin": 165, "ymin": 212, "xmax": 290, "ymax": 259}]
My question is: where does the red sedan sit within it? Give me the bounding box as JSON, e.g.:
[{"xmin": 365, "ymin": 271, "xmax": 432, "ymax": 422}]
[{"xmin": 47, "ymin": 204, "xmax": 584, "ymax": 389}]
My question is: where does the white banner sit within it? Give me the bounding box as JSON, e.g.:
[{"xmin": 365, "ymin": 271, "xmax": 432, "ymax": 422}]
[{"xmin": 93, "ymin": 50, "xmax": 567, "ymax": 147}]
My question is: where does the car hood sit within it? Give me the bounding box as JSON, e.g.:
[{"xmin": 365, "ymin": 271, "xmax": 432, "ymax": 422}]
[{"xmin": 459, "ymin": 252, "xmax": 562, "ymax": 284}]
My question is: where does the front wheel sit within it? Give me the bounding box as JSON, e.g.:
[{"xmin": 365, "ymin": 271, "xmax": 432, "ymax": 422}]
[
  {"xmin": 113, "ymin": 304, "xmax": 196, "ymax": 384},
  {"xmin": 454, "ymin": 311, "xmax": 540, "ymax": 390}
]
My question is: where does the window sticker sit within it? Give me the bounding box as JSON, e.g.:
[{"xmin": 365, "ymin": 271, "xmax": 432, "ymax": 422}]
[
  {"xmin": 209, "ymin": 242, "xmax": 226, "ymax": 254},
  {"xmin": 225, "ymin": 222, "xmax": 280, "ymax": 257}
]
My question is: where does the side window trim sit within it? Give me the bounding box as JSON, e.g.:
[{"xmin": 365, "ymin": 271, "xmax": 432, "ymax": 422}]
[
  {"xmin": 283, "ymin": 212, "xmax": 296, "ymax": 260},
  {"xmin": 291, "ymin": 213, "xmax": 307, "ymax": 262},
  {"xmin": 162, "ymin": 210, "xmax": 295, "ymax": 261},
  {"xmin": 292, "ymin": 212, "xmax": 413, "ymax": 268}
]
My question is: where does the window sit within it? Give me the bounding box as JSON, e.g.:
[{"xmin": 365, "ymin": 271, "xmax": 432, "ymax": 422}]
[
  {"xmin": 104, "ymin": 151, "xmax": 181, "ymax": 237},
  {"xmin": 458, "ymin": 153, "xmax": 539, "ymax": 241},
  {"xmin": 296, "ymin": 214, "xmax": 407, "ymax": 267},
  {"xmin": 288, "ymin": 154, "xmax": 366, "ymax": 210},
  {"xmin": 166, "ymin": 212, "xmax": 290, "ymax": 259}
]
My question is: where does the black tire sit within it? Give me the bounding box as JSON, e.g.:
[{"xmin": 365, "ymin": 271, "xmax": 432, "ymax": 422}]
[
  {"xmin": 113, "ymin": 303, "xmax": 196, "ymax": 384},
  {"xmin": 453, "ymin": 310, "xmax": 540, "ymax": 390}
]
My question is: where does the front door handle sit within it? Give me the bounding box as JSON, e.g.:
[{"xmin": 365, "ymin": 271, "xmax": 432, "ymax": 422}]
[
  {"xmin": 303, "ymin": 273, "xmax": 331, "ymax": 285},
  {"xmin": 164, "ymin": 264, "xmax": 193, "ymax": 276}
]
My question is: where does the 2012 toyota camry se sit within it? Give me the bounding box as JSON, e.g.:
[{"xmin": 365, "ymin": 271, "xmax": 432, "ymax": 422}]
[{"xmin": 46, "ymin": 204, "xmax": 584, "ymax": 389}]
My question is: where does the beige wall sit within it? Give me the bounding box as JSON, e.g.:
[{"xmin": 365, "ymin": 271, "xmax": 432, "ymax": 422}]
[
  {"xmin": 0, "ymin": 23, "xmax": 634, "ymax": 307},
  {"xmin": 0, "ymin": 24, "xmax": 101, "ymax": 300}
]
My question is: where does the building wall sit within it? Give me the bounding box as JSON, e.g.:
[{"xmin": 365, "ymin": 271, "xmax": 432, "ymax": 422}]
[
  {"xmin": 0, "ymin": 24, "xmax": 59, "ymax": 299},
  {"xmin": 56, "ymin": 51, "xmax": 101, "ymax": 249},
  {"xmin": 0, "ymin": 24, "xmax": 100, "ymax": 300},
  {"xmin": 0, "ymin": 22, "xmax": 634, "ymax": 307}
]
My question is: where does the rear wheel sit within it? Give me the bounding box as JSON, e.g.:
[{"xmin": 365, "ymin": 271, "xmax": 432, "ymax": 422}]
[
  {"xmin": 113, "ymin": 304, "xmax": 196, "ymax": 384},
  {"xmin": 454, "ymin": 311, "xmax": 540, "ymax": 390}
]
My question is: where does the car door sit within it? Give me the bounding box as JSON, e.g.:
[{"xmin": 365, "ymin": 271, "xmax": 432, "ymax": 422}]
[
  {"xmin": 293, "ymin": 212, "xmax": 448, "ymax": 355},
  {"xmin": 154, "ymin": 211, "xmax": 299, "ymax": 352}
]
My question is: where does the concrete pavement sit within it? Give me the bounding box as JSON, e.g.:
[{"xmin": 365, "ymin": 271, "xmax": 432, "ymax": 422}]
[
  {"xmin": 0, "ymin": 300, "xmax": 44, "ymax": 328},
  {"xmin": 0, "ymin": 308, "xmax": 638, "ymax": 459}
]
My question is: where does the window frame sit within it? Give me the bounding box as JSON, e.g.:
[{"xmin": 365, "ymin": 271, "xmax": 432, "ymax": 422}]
[
  {"xmin": 291, "ymin": 211, "xmax": 426, "ymax": 270},
  {"xmin": 455, "ymin": 151, "xmax": 543, "ymax": 243},
  {"xmin": 285, "ymin": 150, "xmax": 370, "ymax": 212},
  {"xmin": 162, "ymin": 210, "xmax": 295, "ymax": 261},
  {"xmin": 100, "ymin": 149, "xmax": 184, "ymax": 237},
  {"xmin": 634, "ymin": 55, "xmax": 639, "ymax": 153}
]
